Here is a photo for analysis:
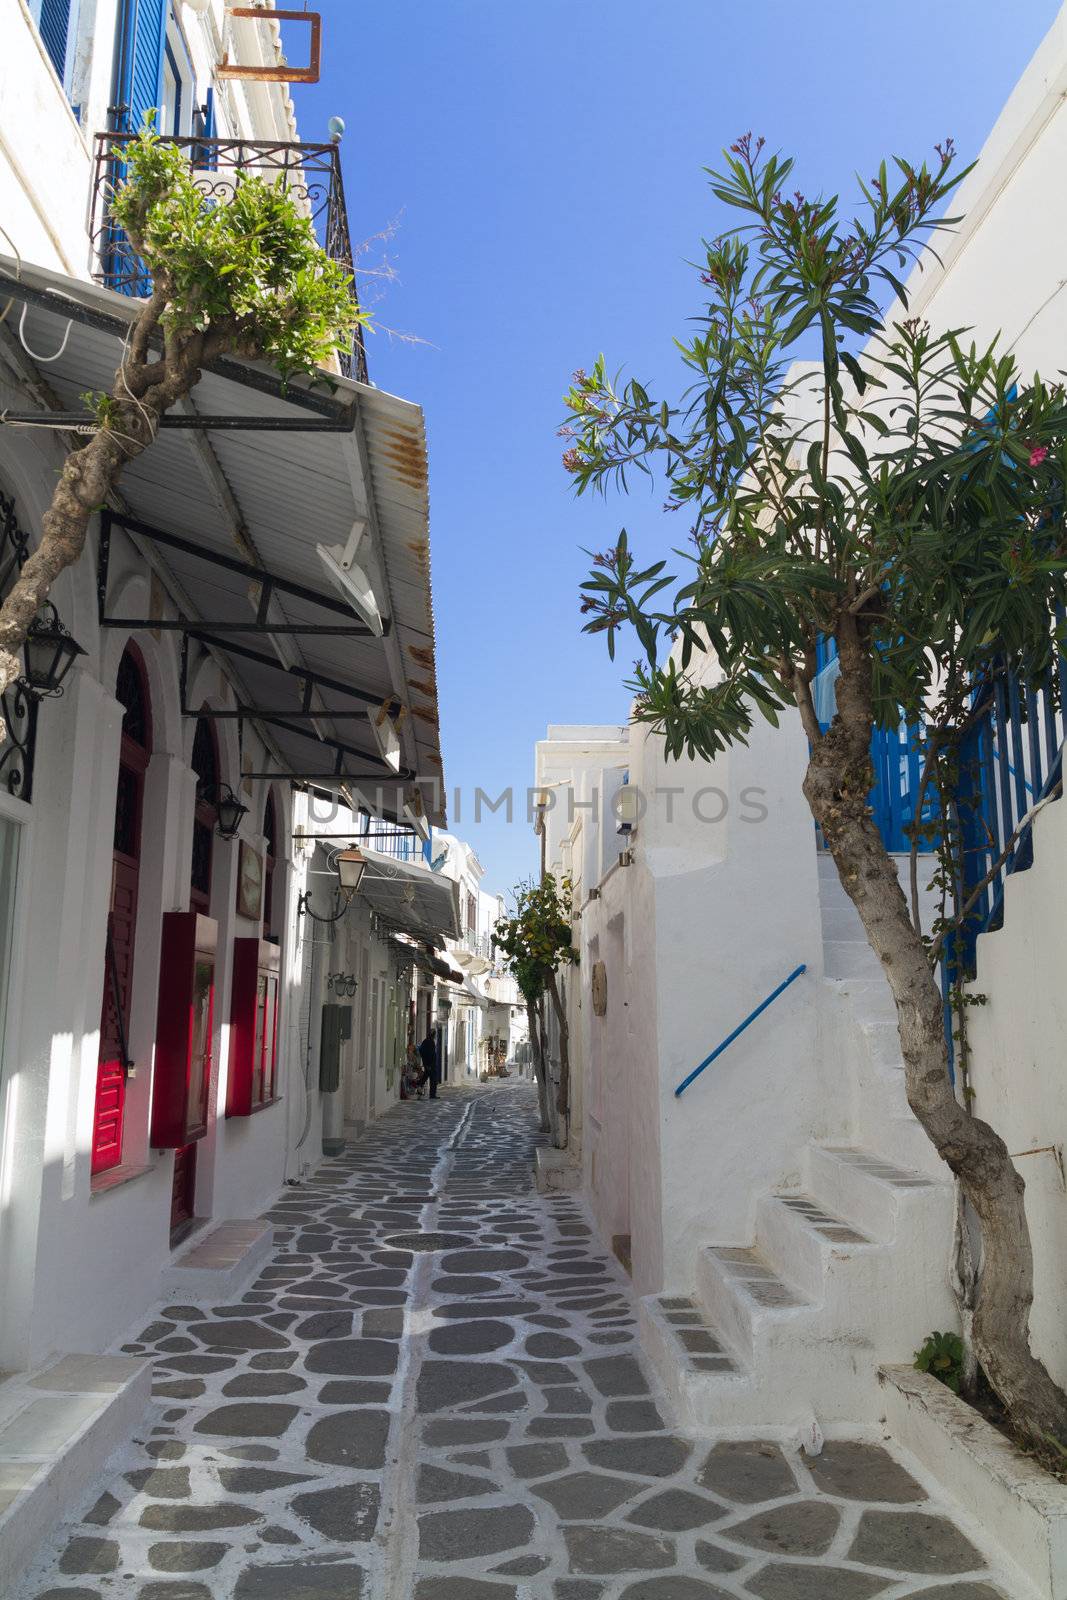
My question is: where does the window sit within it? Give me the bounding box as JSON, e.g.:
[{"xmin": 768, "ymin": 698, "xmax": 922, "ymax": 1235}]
[
  {"xmin": 159, "ymin": 11, "xmax": 195, "ymax": 136},
  {"xmin": 93, "ymin": 644, "xmax": 153, "ymax": 1176},
  {"xmin": 190, "ymin": 715, "xmax": 218, "ymax": 915},
  {"xmin": 30, "ymin": 0, "xmax": 73, "ymax": 88},
  {"xmin": 262, "ymin": 790, "xmax": 277, "ymax": 938},
  {"xmin": 227, "ymin": 941, "xmax": 280, "ymax": 1116}
]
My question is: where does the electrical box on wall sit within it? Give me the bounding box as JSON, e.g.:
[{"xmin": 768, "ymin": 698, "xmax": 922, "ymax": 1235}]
[
  {"xmin": 227, "ymin": 938, "xmax": 281, "ymax": 1116},
  {"xmin": 151, "ymin": 912, "xmax": 218, "ymax": 1148}
]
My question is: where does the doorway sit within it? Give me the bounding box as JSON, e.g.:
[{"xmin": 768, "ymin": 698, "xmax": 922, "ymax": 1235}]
[
  {"xmin": 92, "ymin": 646, "xmax": 151, "ymax": 1176},
  {"xmin": 170, "ymin": 1143, "xmax": 197, "ymax": 1242}
]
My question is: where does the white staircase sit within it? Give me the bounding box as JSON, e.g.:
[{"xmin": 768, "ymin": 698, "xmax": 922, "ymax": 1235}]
[{"xmin": 641, "ymin": 851, "xmax": 957, "ymax": 1430}]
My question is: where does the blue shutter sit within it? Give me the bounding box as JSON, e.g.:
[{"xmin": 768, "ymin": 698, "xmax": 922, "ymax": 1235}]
[
  {"xmin": 193, "ymin": 86, "xmax": 217, "ymax": 170},
  {"xmin": 106, "ymin": 0, "xmax": 168, "ymax": 294},
  {"xmin": 112, "ymin": 0, "xmax": 168, "ymax": 133},
  {"xmin": 37, "ymin": 0, "xmax": 71, "ymax": 82}
]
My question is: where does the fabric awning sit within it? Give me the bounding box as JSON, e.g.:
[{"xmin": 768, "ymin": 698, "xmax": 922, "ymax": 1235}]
[
  {"xmin": 457, "ymin": 976, "xmax": 489, "ymax": 1010},
  {"xmin": 396, "ymin": 944, "xmax": 464, "ymax": 984},
  {"xmin": 0, "ymin": 257, "xmax": 445, "ymax": 825},
  {"xmin": 357, "ymin": 847, "xmax": 460, "ymax": 942}
]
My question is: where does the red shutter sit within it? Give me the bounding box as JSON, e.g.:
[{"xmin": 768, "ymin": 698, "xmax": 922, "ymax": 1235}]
[
  {"xmin": 92, "ymin": 860, "xmax": 139, "ymax": 1174},
  {"xmin": 91, "ymin": 1060, "xmax": 126, "ymax": 1174}
]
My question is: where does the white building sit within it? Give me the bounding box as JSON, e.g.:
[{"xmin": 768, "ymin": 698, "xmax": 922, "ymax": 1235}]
[
  {"xmin": 0, "ymin": 4, "xmax": 453, "ymax": 1583},
  {"xmin": 425, "ymin": 831, "xmax": 525, "ymax": 1083},
  {"xmin": 535, "ymin": 9, "xmax": 1067, "ymax": 1594}
]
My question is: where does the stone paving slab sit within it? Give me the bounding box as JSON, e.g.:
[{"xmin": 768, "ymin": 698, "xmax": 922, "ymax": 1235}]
[{"xmin": 12, "ymin": 1085, "xmax": 1020, "ymax": 1599}]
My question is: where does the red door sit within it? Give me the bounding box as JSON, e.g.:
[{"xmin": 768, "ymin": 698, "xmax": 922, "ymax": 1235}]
[{"xmin": 92, "ymin": 650, "xmax": 151, "ymax": 1175}]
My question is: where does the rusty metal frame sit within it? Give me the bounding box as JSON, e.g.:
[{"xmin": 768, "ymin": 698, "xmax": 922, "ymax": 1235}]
[{"xmin": 218, "ymin": 9, "xmax": 322, "ymax": 83}]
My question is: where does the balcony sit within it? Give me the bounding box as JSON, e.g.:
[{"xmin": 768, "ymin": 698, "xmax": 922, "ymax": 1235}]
[
  {"xmin": 362, "ymin": 823, "xmax": 424, "ymax": 864},
  {"xmin": 88, "ymin": 133, "xmax": 369, "ymax": 384}
]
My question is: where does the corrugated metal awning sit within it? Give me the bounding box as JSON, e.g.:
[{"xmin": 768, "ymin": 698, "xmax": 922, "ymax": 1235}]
[{"xmin": 0, "ymin": 257, "xmax": 445, "ymax": 824}]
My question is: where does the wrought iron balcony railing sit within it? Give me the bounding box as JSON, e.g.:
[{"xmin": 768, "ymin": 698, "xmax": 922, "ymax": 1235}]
[{"xmin": 88, "ymin": 133, "xmax": 369, "ymax": 385}]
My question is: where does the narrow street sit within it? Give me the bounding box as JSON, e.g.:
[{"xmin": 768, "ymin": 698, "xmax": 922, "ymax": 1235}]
[{"xmin": 17, "ymin": 1085, "xmax": 1007, "ymax": 1600}]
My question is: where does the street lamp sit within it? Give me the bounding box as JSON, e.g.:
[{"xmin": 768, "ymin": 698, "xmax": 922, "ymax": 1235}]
[{"xmin": 22, "ymin": 602, "xmax": 85, "ymax": 699}]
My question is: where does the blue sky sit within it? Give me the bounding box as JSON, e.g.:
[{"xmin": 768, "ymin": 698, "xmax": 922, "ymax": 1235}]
[{"xmin": 289, "ymin": 0, "xmax": 1061, "ymax": 894}]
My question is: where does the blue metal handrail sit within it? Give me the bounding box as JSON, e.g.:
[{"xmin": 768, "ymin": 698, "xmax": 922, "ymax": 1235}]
[{"xmin": 674, "ymin": 965, "xmax": 807, "ymax": 1098}]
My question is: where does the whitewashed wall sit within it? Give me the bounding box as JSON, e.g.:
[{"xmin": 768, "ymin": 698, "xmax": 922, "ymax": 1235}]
[
  {"xmin": 0, "ymin": 1, "xmax": 331, "ymax": 1366},
  {"xmin": 967, "ymin": 792, "xmax": 1067, "ymax": 1390},
  {"xmin": 888, "ymin": 1, "xmax": 1067, "ymax": 1389},
  {"xmin": 0, "ymin": 455, "xmax": 308, "ymax": 1365},
  {"xmin": 535, "ymin": 727, "xmax": 631, "ymax": 1166}
]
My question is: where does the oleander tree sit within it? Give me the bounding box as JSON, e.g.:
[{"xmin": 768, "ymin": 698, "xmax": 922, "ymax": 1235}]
[
  {"xmin": 564, "ymin": 134, "xmax": 1067, "ymax": 1449},
  {"xmin": 493, "ymin": 876, "xmax": 576, "ymax": 1147},
  {"xmin": 0, "ymin": 120, "xmax": 362, "ymax": 731}
]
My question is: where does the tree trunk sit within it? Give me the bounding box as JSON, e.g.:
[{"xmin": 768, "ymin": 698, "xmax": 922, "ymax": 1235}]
[
  {"xmin": 546, "ymin": 967, "xmax": 571, "ymax": 1135},
  {"xmin": 537, "ymin": 998, "xmax": 563, "ymax": 1152},
  {"xmin": 802, "ymin": 614, "xmax": 1067, "ymax": 1449},
  {"xmin": 526, "ymin": 999, "xmax": 551, "ymax": 1135},
  {"xmin": 538, "ymin": 998, "xmax": 564, "ymax": 1150}
]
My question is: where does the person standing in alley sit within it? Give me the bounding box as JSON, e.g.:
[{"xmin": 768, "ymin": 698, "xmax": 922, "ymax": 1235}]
[{"xmin": 418, "ymin": 1030, "xmax": 440, "ymax": 1099}]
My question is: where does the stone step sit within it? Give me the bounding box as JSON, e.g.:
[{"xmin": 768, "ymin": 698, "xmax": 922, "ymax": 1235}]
[
  {"xmin": 829, "ymin": 974, "xmax": 898, "ymax": 1022},
  {"xmin": 638, "ymin": 1293, "xmax": 756, "ymax": 1431},
  {"xmin": 649, "ymin": 1295, "xmax": 743, "ymax": 1377},
  {"xmin": 694, "ymin": 1245, "xmax": 813, "ymax": 1366},
  {"xmin": 819, "ymin": 976, "xmax": 950, "ymax": 1174},
  {"xmin": 807, "ymin": 1144, "xmax": 953, "ymax": 1246},
  {"xmin": 821, "ymin": 902, "xmax": 868, "ymax": 942},
  {"xmin": 823, "ymin": 939, "xmax": 883, "ymax": 980},
  {"xmin": 159, "ymin": 1218, "xmax": 273, "ymax": 1302},
  {"xmin": 0, "ymin": 1356, "xmax": 152, "ymax": 1595},
  {"xmin": 755, "ymin": 1191, "xmax": 878, "ymax": 1302}
]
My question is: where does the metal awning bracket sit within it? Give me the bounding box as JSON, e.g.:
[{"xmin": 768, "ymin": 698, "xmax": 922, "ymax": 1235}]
[{"xmin": 218, "ymin": 9, "xmax": 322, "ymax": 84}]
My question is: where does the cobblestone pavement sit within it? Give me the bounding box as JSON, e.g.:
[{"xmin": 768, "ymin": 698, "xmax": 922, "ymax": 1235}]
[{"xmin": 16, "ymin": 1084, "xmax": 1015, "ymax": 1600}]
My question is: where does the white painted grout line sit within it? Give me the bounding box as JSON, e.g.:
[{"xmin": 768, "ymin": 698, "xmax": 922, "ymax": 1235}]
[{"xmin": 379, "ymin": 1094, "xmax": 470, "ymax": 1599}]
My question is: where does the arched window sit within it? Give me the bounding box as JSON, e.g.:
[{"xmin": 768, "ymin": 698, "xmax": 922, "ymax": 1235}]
[
  {"xmin": 190, "ymin": 715, "xmax": 218, "ymax": 915},
  {"xmin": 93, "ymin": 643, "xmax": 152, "ymax": 1176},
  {"xmin": 263, "ymin": 789, "xmax": 278, "ymax": 938}
]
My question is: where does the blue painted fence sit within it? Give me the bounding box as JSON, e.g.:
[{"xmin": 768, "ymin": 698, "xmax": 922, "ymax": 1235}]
[
  {"xmin": 815, "ymin": 628, "xmax": 1065, "ymax": 1075},
  {"xmin": 941, "ymin": 640, "xmax": 1066, "ymax": 1013}
]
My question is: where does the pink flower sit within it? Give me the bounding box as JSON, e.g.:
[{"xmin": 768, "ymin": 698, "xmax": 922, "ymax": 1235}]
[{"xmin": 1029, "ymin": 445, "xmax": 1049, "ymax": 467}]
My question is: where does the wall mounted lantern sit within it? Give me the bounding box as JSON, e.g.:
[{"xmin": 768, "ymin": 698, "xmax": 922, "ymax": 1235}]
[
  {"xmin": 22, "ymin": 601, "xmax": 85, "ymax": 699},
  {"xmin": 335, "ymin": 846, "xmax": 366, "ymax": 894},
  {"xmin": 298, "ymin": 846, "xmax": 366, "ymax": 922},
  {"xmin": 198, "ymin": 780, "xmax": 249, "ymax": 842},
  {"xmin": 327, "ymin": 971, "xmax": 358, "ymax": 997}
]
